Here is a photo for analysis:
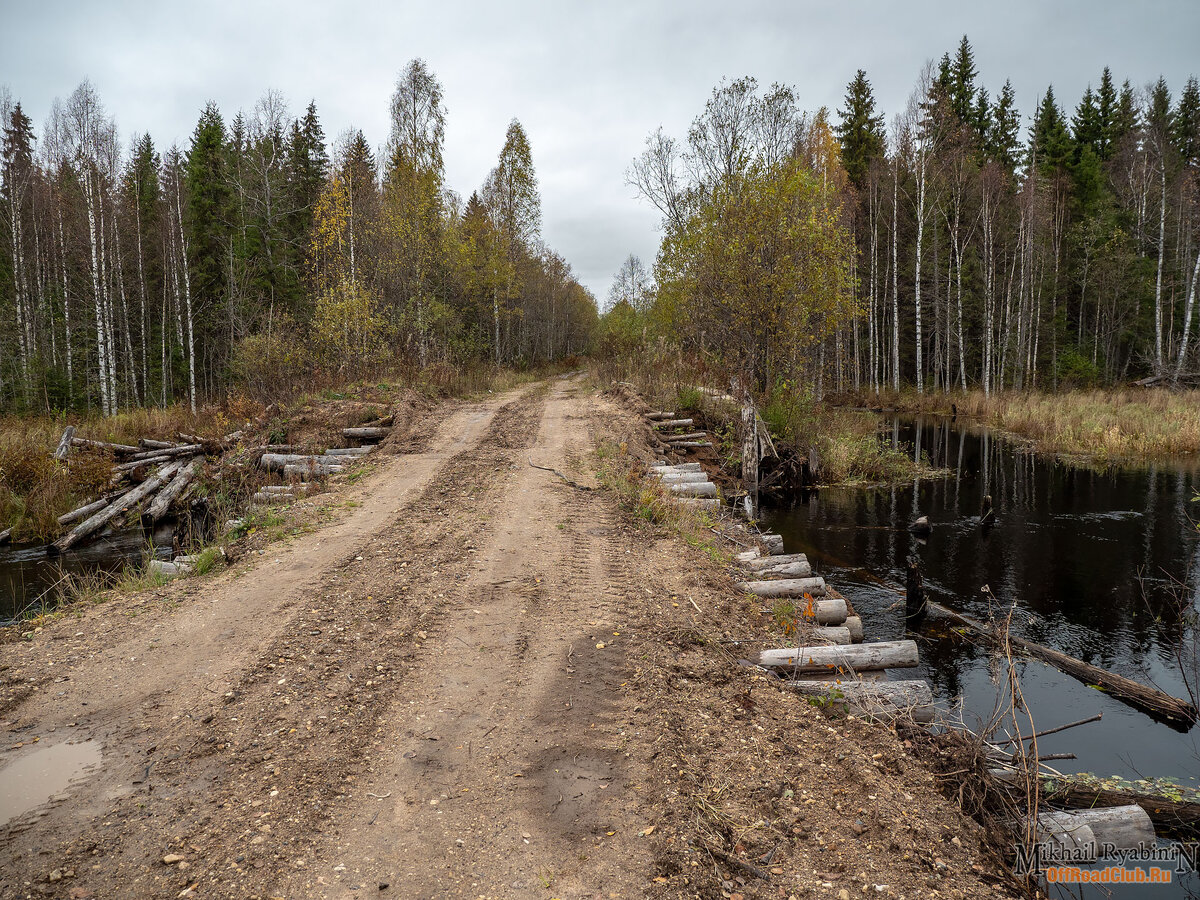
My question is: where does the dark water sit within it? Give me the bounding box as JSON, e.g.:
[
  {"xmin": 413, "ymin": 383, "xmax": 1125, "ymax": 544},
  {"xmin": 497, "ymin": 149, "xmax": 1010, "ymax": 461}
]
[
  {"xmin": 765, "ymin": 416, "xmax": 1200, "ymax": 898},
  {"xmin": 0, "ymin": 523, "xmax": 175, "ymax": 623}
]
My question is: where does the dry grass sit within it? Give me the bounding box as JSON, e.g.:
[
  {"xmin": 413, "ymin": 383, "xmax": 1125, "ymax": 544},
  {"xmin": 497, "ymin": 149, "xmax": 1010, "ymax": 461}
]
[{"xmin": 843, "ymin": 388, "xmax": 1200, "ymax": 462}]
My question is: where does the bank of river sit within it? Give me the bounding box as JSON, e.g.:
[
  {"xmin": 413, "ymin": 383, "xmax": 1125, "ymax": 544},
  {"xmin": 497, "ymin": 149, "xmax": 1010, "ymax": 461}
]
[{"xmin": 765, "ymin": 414, "xmax": 1200, "ymax": 898}]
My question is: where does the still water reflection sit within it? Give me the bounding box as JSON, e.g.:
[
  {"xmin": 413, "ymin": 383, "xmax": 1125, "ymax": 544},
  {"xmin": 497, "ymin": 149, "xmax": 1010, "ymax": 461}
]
[{"xmin": 765, "ymin": 416, "xmax": 1200, "ymax": 898}]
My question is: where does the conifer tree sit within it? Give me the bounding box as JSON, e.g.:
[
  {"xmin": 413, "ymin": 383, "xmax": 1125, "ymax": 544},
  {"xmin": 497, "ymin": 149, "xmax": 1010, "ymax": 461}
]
[{"xmin": 835, "ymin": 69, "xmax": 885, "ymax": 188}]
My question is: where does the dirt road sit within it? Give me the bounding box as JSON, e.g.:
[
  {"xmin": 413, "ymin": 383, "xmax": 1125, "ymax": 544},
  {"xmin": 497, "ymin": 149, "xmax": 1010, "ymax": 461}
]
[{"xmin": 0, "ymin": 377, "xmax": 1015, "ymax": 900}]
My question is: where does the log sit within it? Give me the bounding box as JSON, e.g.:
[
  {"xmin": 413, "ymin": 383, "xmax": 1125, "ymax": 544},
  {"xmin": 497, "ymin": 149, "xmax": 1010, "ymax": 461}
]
[
  {"xmin": 284, "ymin": 462, "xmax": 344, "ymax": 480},
  {"xmin": 756, "ymin": 640, "xmax": 918, "ymax": 673},
  {"xmin": 668, "ymin": 481, "xmax": 717, "ymax": 498},
  {"xmin": 1021, "ymin": 773, "xmax": 1200, "ymax": 840},
  {"xmin": 261, "ymin": 453, "xmax": 316, "ymax": 471},
  {"xmin": 54, "ymin": 426, "xmax": 76, "ymax": 460},
  {"xmin": 645, "ymin": 411, "xmax": 676, "ymax": 421},
  {"xmin": 252, "ymin": 491, "xmax": 293, "ymax": 505},
  {"xmin": 736, "ymin": 577, "xmax": 827, "ymax": 598},
  {"xmin": 53, "ymin": 461, "xmax": 182, "ymax": 553},
  {"xmin": 1037, "ymin": 806, "xmax": 1155, "ymax": 861},
  {"xmin": 323, "ymin": 447, "xmax": 372, "ymax": 457},
  {"xmin": 805, "ymin": 626, "xmax": 851, "ymax": 645},
  {"xmin": 131, "ymin": 443, "xmax": 203, "ymax": 461},
  {"xmin": 139, "ymin": 438, "xmax": 178, "ymax": 450},
  {"xmin": 343, "ymin": 426, "xmax": 392, "ymax": 440},
  {"xmin": 783, "ymin": 679, "xmax": 934, "ymax": 723},
  {"xmin": 143, "ymin": 458, "xmax": 201, "ymax": 523},
  {"xmin": 745, "ymin": 560, "xmax": 812, "ymax": 579},
  {"xmin": 675, "ymin": 498, "xmax": 720, "ymax": 510},
  {"xmin": 0, "ymin": 527, "xmax": 11, "ymax": 545},
  {"xmin": 57, "ymin": 491, "xmax": 127, "ymax": 526},
  {"xmin": 762, "ymin": 598, "xmax": 846, "ymax": 625},
  {"xmin": 671, "ymin": 441, "xmax": 713, "ymax": 449},
  {"xmin": 664, "ymin": 432, "xmax": 708, "ymax": 442},
  {"xmin": 736, "ymin": 549, "xmax": 761, "ymax": 562},
  {"xmin": 845, "ymin": 616, "xmax": 864, "ymax": 643},
  {"xmin": 740, "ymin": 552, "xmax": 808, "ymax": 571},
  {"xmin": 71, "ymin": 437, "xmax": 139, "ymax": 455},
  {"xmin": 114, "ymin": 453, "xmax": 173, "ymax": 472},
  {"xmin": 261, "ymin": 484, "xmax": 309, "ymax": 494},
  {"xmin": 651, "ymin": 419, "xmax": 694, "ymax": 430},
  {"xmin": 650, "ymin": 462, "xmax": 701, "ymax": 473},
  {"xmin": 927, "ymin": 601, "xmax": 1198, "ymax": 730},
  {"xmin": 762, "ymin": 533, "xmax": 785, "ymax": 555},
  {"xmin": 652, "ymin": 472, "xmax": 709, "ymax": 484}
]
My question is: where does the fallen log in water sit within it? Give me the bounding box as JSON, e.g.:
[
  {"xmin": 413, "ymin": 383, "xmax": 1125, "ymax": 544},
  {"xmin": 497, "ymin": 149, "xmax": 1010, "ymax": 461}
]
[
  {"xmin": 736, "ymin": 577, "xmax": 827, "ymax": 598},
  {"xmin": 0, "ymin": 527, "xmax": 11, "ymax": 545},
  {"xmin": 927, "ymin": 601, "xmax": 1198, "ymax": 730},
  {"xmin": 783, "ymin": 678, "xmax": 934, "ymax": 723},
  {"xmin": 343, "ymin": 426, "xmax": 392, "ymax": 440},
  {"xmin": 845, "ymin": 616, "xmax": 864, "ymax": 643},
  {"xmin": 53, "ymin": 461, "xmax": 182, "ymax": 553},
  {"xmin": 1036, "ymin": 805, "xmax": 1155, "ymax": 861},
  {"xmin": 54, "ymin": 426, "xmax": 76, "ymax": 461},
  {"xmin": 757, "ymin": 639, "xmax": 918, "ymax": 673},
  {"xmin": 57, "ymin": 491, "xmax": 126, "ymax": 526},
  {"xmin": 651, "ymin": 418, "xmax": 694, "ymax": 430},
  {"xmin": 1032, "ymin": 775, "xmax": 1200, "ymax": 840},
  {"xmin": 143, "ymin": 458, "xmax": 201, "ymax": 523}
]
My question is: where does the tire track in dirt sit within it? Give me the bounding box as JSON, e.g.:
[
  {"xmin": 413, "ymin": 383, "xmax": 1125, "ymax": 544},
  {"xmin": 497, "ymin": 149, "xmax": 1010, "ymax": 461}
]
[
  {"xmin": 285, "ymin": 378, "xmax": 655, "ymax": 899},
  {"xmin": 0, "ymin": 386, "xmax": 547, "ymax": 899}
]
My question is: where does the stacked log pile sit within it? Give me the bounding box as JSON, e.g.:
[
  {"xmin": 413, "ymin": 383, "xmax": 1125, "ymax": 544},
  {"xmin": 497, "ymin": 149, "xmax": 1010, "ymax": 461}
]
[{"xmin": 34, "ymin": 419, "xmax": 394, "ymax": 553}]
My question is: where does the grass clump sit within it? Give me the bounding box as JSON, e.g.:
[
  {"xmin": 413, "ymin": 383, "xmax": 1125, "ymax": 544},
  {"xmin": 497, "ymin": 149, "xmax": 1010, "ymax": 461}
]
[{"xmin": 841, "ymin": 387, "xmax": 1200, "ymax": 462}]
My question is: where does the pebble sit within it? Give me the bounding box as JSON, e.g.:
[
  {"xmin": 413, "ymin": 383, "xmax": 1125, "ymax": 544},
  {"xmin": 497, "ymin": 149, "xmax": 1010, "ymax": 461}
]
[{"xmin": 162, "ymin": 855, "xmax": 185, "ymax": 865}]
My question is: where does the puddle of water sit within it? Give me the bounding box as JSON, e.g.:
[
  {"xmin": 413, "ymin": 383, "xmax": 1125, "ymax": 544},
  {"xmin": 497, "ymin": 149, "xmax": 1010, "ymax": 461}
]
[{"xmin": 0, "ymin": 739, "xmax": 102, "ymax": 827}]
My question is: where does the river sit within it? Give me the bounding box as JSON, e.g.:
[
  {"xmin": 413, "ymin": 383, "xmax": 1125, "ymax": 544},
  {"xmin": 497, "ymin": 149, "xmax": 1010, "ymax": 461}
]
[{"xmin": 764, "ymin": 414, "xmax": 1200, "ymax": 898}]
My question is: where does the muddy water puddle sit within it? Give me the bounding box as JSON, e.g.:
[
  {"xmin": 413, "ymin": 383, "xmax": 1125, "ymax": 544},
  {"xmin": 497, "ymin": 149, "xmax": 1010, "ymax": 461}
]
[{"xmin": 0, "ymin": 739, "xmax": 102, "ymax": 828}]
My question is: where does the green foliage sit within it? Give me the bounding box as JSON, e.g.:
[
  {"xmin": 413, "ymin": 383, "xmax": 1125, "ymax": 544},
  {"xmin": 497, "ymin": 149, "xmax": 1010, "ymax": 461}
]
[{"xmin": 835, "ymin": 69, "xmax": 885, "ymax": 187}]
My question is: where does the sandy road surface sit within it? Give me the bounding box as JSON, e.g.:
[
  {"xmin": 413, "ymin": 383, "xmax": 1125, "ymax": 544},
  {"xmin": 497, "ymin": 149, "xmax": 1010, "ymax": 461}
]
[{"xmin": 1, "ymin": 376, "xmax": 1016, "ymax": 900}]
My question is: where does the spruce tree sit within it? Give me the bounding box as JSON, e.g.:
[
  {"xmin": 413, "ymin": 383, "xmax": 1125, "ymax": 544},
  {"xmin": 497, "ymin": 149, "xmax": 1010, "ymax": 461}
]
[
  {"xmin": 1030, "ymin": 87, "xmax": 1072, "ymax": 174},
  {"xmin": 1096, "ymin": 67, "xmax": 1118, "ymax": 159},
  {"xmin": 949, "ymin": 35, "xmax": 979, "ymax": 127},
  {"xmin": 1175, "ymin": 76, "xmax": 1200, "ymax": 167},
  {"xmin": 834, "ymin": 69, "xmax": 885, "ymax": 188},
  {"xmin": 185, "ymin": 103, "xmax": 232, "ymax": 321},
  {"xmin": 986, "ymin": 80, "xmax": 1021, "ymax": 172}
]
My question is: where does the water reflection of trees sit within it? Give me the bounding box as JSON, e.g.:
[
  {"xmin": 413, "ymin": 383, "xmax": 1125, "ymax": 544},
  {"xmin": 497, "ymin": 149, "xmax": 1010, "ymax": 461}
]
[{"xmin": 768, "ymin": 415, "xmax": 1200, "ymax": 691}]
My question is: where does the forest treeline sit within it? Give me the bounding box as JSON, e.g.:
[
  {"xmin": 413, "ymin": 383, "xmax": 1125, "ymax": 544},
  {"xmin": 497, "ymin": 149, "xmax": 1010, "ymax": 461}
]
[
  {"xmin": 609, "ymin": 37, "xmax": 1200, "ymax": 394},
  {"xmin": 0, "ymin": 60, "xmax": 597, "ymax": 413}
]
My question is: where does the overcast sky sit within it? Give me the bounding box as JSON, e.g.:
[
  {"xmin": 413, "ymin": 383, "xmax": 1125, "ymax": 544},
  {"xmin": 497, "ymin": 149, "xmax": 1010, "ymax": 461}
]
[{"xmin": 2, "ymin": 0, "xmax": 1198, "ymax": 304}]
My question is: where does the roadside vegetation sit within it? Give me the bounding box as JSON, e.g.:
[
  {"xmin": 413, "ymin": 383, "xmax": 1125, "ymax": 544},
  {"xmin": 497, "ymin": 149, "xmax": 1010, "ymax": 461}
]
[{"xmin": 836, "ymin": 386, "xmax": 1200, "ymax": 461}]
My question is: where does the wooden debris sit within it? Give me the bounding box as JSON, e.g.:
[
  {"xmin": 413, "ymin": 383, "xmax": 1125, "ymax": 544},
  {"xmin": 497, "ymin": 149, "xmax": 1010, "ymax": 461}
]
[
  {"xmin": 144, "ymin": 458, "xmax": 201, "ymax": 523},
  {"xmin": 756, "ymin": 639, "xmax": 918, "ymax": 673},
  {"xmin": 71, "ymin": 437, "xmax": 139, "ymax": 455},
  {"xmin": 650, "ymin": 418, "xmax": 694, "ymax": 430},
  {"xmin": 667, "ymin": 481, "xmax": 718, "ymax": 498},
  {"xmin": 927, "ymin": 601, "xmax": 1198, "ymax": 730},
  {"xmin": 1037, "ymin": 805, "xmax": 1155, "ymax": 861},
  {"xmin": 736, "ymin": 577, "xmax": 827, "ymax": 598},
  {"xmin": 53, "ymin": 461, "xmax": 182, "ymax": 553},
  {"xmin": 54, "ymin": 426, "xmax": 76, "ymax": 460}
]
